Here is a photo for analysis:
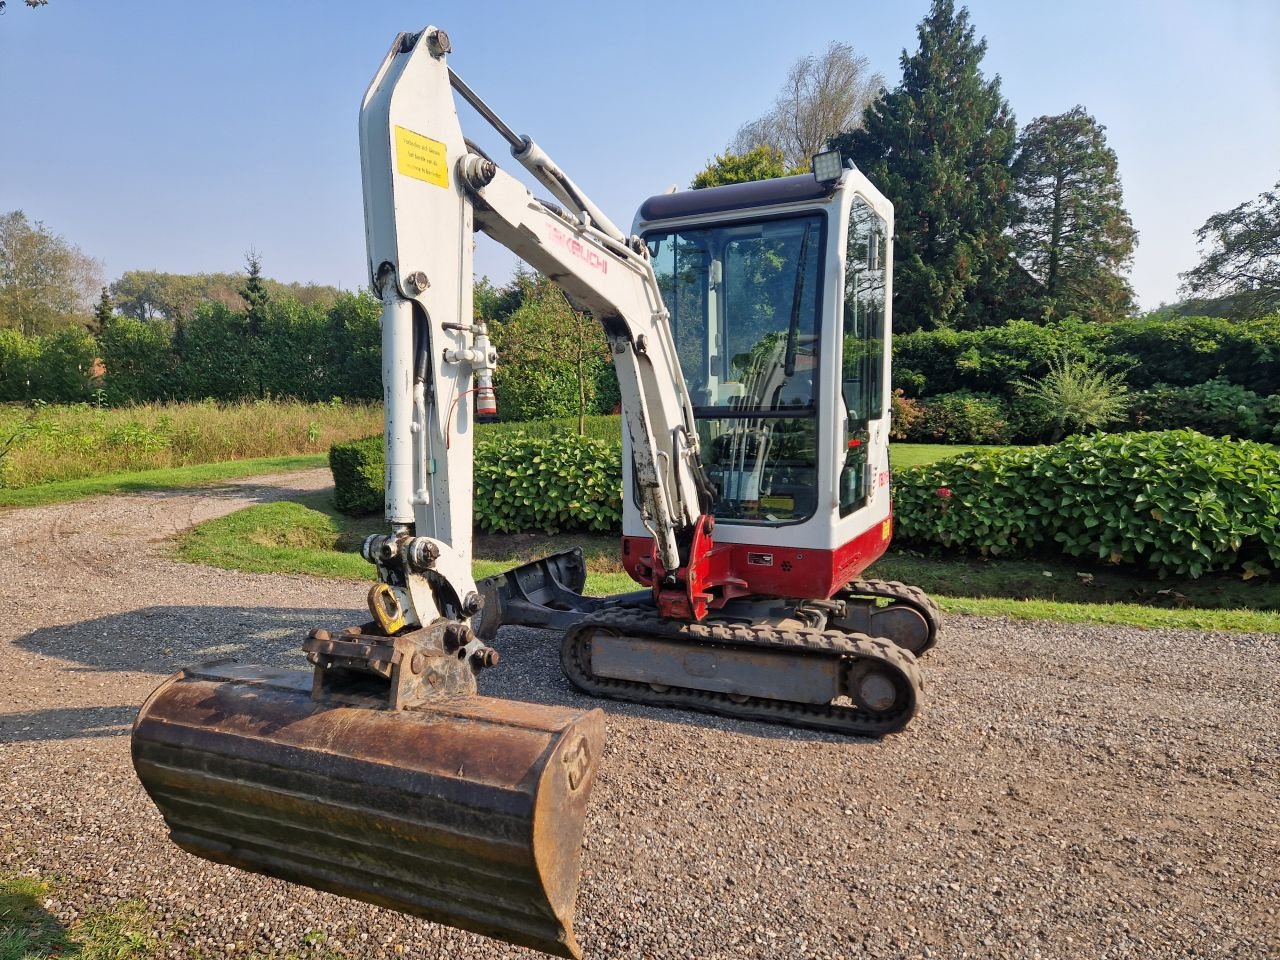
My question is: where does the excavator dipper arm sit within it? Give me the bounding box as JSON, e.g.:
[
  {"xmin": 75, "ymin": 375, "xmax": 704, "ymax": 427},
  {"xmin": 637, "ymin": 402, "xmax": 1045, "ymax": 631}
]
[{"xmin": 358, "ymin": 26, "xmax": 715, "ymax": 627}]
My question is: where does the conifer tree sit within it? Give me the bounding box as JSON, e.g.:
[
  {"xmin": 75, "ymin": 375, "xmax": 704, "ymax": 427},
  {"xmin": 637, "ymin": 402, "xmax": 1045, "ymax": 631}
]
[
  {"xmin": 92, "ymin": 286, "xmax": 114, "ymax": 332},
  {"xmin": 1010, "ymin": 106, "xmax": 1137, "ymax": 322},
  {"xmin": 832, "ymin": 0, "xmax": 1016, "ymax": 331},
  {"xmin": 240, "ymin": 249, "xmax": 270, "ymax": 336}
]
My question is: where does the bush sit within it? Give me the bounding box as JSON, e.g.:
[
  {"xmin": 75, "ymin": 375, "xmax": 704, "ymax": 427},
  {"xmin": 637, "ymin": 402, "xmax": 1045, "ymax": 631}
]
[
  {"xmin": 1265, "ymin": 395, "xmax": 1280, "ymax": 443},
  {"xmin": 906, "ymin": 391, "xmax": 1012, "ymax": 444},
  {"xmin": 489, "ymin": 278, "xmax": 615, "ymax": 422},
  {"xmin": 1128, "ymin": 378, "xmax": 1268, "ymax": 440},
  {"xmin": 475, "ymin": 432, "xmax": 622, "ymax": 533},
  {"xmin": 0, "ymin": 328, "xmax": 98, "ymax": 403},
  {"xmin": 329, "ymin": 435, "xmax": 384, "ymax": 516},
  {"xmin": 894, "ymin": 431, "xmax": 1280, "ymax": 578},
  {"xmin": 99, "ymin": 316, "xmax": 176, "ymax": 404},
  {"xmin": 889, "ymin": 389, "xmax": 924, "ymax": 441},
  {"xmin": 329, "ymin": 429, "xmax": 625, "ymax": 533},
  {"xmin": 481, "ymin": 415, "xmax": 622, "ymax": 443},
  {"xmin": 1016, "ymin": 354, "xmax": 1129, "ymax": 441},
  {"xmin": 0, "ymin": 329, "xmax": 40, "ymax": 402}
]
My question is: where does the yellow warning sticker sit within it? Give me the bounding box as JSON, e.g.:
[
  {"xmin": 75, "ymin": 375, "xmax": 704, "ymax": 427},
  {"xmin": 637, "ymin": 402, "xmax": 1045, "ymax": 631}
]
[{"xmin": 394, "ymin": 126, "xmax": 449, "ymax": 188}]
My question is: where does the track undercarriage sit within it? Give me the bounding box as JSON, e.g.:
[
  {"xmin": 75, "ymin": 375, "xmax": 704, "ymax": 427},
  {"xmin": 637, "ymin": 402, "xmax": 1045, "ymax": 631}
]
[{"xmin": 480, "ymin": 549, "xmax": 941, "ymax": 737}]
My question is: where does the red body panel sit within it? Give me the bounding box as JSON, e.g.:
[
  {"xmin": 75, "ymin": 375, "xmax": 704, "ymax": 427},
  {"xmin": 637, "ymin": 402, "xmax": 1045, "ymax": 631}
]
[{"xmin": 623, "ymin": 514, "xmax": 893, "ymax": 605}]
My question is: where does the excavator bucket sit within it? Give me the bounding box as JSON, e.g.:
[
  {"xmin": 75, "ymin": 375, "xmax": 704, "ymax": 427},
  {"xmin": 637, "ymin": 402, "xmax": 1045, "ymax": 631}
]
[{"xmin": 132, "ymin": 661, "xmax": 604, "ymax": 959}]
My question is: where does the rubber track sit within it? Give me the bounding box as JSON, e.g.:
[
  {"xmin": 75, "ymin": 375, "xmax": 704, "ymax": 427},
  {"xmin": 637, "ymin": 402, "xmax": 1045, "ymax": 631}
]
[
  {"xmin": 560, "ymin": 608, "xmax": 923, "ymax": 738},
  {"xmin": 839, "ymin": 578, "xmax": 943, "ymax": 655}
]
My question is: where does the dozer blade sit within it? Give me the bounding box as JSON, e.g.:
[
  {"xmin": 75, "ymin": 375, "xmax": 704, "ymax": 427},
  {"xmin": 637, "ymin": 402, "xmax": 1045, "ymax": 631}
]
[{"xmin": 132, "ymin": 662, "xmax": 604, "ymax": 959}]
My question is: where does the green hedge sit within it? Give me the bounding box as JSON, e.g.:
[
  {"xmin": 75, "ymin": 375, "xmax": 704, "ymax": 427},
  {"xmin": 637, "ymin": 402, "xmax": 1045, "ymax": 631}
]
[
  {"xmin": 330, "ymin": 430, "xmax": 624, "ymax": 534},
  {"xmin": 894, "ymin": 314, "xmax": 1280, "ymax": 401},
  {"xmin": 329, "ymin": 434, "xmax": 384, "ymax": 516},
  {"xmin": 894, "ymin": 431, "xmax": 1280, "ymax": 578},
  {"xmin": 480, "ymin": 414, "xmax": 621, "ymax": 443},
  {"xmin": 475, "ymin": 432, "xmax": 622, "ymax": 533},
  {"xmin": 1128, "ymin": 378, "xmax": 1276, "ymax": 442},
  {"xmin": 333, "ymin": 428, "xmax": 1280, "ymax": 580}
]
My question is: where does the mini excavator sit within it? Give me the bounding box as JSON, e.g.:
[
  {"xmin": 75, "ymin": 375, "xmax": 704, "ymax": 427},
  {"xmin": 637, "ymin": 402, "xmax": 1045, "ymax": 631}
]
[{"xmin": 132, "ymin": 26, "xmax": 941, "ymax": 959}]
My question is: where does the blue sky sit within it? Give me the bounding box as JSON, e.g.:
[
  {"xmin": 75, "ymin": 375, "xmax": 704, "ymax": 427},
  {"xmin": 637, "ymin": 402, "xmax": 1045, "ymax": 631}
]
[{"xmin": 1, "ymin": 0, "xmax": 1276, "ymax": 311}]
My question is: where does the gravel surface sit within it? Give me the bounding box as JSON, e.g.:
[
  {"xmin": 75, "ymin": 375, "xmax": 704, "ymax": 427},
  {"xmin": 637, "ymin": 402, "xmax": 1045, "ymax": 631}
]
[{"xmin": 1, "ymin": 469, "xmax": 1277, "ymax": 960}]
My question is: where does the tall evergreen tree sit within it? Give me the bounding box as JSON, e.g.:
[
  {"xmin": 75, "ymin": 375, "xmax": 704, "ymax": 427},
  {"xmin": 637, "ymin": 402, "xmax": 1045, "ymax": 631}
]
[
  {"xmin": 1010, "ymin": 106, "xmax": 1137, "ymax": 322},
  {"xmin": 832, "ymin": 0, "xmax": 1017, "ymax": 331},
  {"xmin": 92, "ymin": 286, "xmax": 114, "ymax": 333}
]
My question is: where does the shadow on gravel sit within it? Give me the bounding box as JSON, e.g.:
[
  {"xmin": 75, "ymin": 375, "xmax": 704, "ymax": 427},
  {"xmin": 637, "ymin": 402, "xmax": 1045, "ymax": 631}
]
[
  {"xmin": 14, "ymin": 607, "xmax": 863, "ymax": 745},
  {"xmin": 128, "ymin": 482, "xmax": 328, "ymax": 504},
  {"xmin": 13, "ymin": 605, "xmax": 359, "ymax": 674},
  {"xmin": 0, "ymin": 705, "xmax": 136, "ymax": 743}
]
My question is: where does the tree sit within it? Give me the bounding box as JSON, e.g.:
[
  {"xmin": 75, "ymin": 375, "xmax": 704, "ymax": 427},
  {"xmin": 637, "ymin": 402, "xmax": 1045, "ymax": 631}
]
[
  {"xmin": 733, "ymin": 42, "xmax": 883, "ymax": 171},
  {"xmin": 489, "ymin": 274, "xmax": 613, "ymax": 428},
  {"xmin": 112, "ymin": 270, "xmax": 206, "ymax": 323},
  {"xmin": 691, "ymin": 146, "xmax": 794, "ymax": 189},
  {"xmin": 1180, "ymin": 177, "xmax": 1280, "ymax": 319},
  {"xmin": 832, "ymin": 0, "xmax": 1017, "ymax": 331},
  {"xmin": 0, "ymin": 211, "xmax": 103, "ymax": 336},
  {"xmin": 1010, "ymin": 107, "xmax": 1137, "ymax": 323},
  {"xmin": 92, "ymin": 287, "xmax": 114, "ymax": 333},
  {"xmin": 240, "ymin": 249, "xmax": 270, "ymax": 335},
  {"xmin": 111, "ymin": 269, "xmax": 339, "ymax": 323}
]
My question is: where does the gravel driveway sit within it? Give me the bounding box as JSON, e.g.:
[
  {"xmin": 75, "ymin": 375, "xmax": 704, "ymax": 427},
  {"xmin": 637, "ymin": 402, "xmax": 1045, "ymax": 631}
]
[{"xmin": 1, "ymin": 469, "xmax": 1277, "ymax": 960}]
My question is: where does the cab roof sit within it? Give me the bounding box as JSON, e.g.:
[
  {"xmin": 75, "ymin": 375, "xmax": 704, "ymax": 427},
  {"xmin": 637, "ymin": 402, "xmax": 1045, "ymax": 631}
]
[{"xmin": 637, "ymin": 174, "xmax": 836, "ymax": 226}]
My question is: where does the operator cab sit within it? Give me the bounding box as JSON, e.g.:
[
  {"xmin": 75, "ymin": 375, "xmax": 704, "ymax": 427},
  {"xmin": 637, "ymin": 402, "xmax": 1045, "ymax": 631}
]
[{"xmin": 629, "ymin": 164, "xmax": 894, "ymax": 598}]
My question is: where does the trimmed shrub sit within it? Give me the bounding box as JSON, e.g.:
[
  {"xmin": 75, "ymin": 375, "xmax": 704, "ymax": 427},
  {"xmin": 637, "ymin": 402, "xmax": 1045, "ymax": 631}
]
[
  {"xmin": 0, "ymin": 329, "xmax": 40, "ymax": 402},
  {"xmin": 481, "ymin": 415, "xmax": 622, "ymax": 443},
  {"xmin": 99, "ymin": 316, "xmax": 176, "ymax": 404},
  {"xmin": 29, "ymin": 329, "xmax": 99, "ymax": 403},
  {"xmin": 329, "ymin": 434, "xmax": 384, "ymax": 516},
  {"xmin": 475, "ymin": 432, "xmax": 622, "ymax": 533},
  {"xmin": 1266, "ymin": 395, "xmax": 1280, "ymax": 443},
  {"xmin": 1100, "ymin": 315, "xmax": 1280, "ymax": 393},
  {"xmin": 894, "ymin": 431, "xmax": 1280, "ymax": 578},
  {"xmin": 892, "ymin": 314, "xmax": 1280, "ymax": 403}
]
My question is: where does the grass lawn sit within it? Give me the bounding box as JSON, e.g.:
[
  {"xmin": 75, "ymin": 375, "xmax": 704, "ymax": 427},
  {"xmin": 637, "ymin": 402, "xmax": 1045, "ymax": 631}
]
[{"xmin": 174, "ymin": 491, "xmax": 1280, "ymax": 634}]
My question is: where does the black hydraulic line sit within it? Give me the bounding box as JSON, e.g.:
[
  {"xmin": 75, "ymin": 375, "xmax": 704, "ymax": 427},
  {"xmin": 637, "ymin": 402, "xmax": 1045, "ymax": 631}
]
[{"xmin": 413, "ymin": 308, "xmax": 430, "ymax": 384}]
